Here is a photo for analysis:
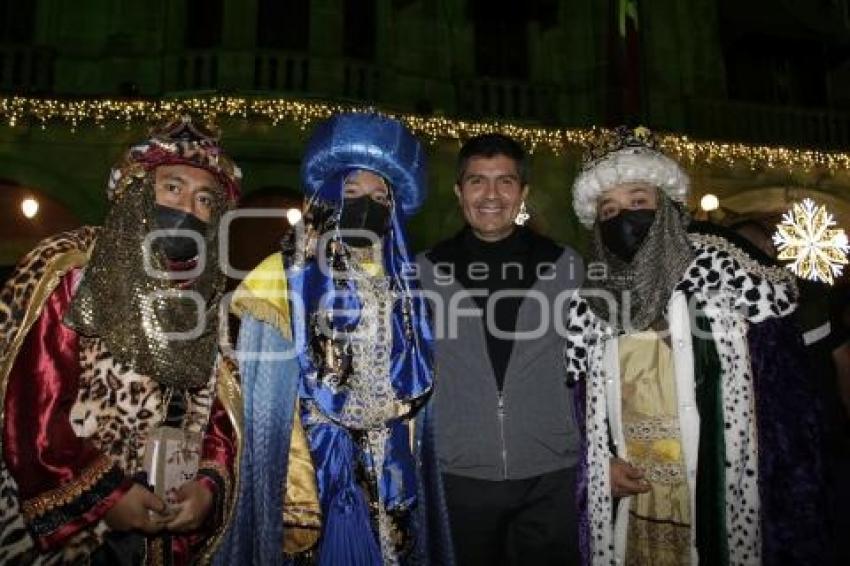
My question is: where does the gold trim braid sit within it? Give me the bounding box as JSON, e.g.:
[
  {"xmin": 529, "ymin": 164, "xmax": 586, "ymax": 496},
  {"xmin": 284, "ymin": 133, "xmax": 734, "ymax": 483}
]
[
  {"xmin": 198, "ymin": 459, "xmax": 232, "ymax": 503},
  {"xmin": 231, "ymin": 253, "xmax": 292, "ymax": 340},
  {"xmin": 21, "ymin": 454, "xmax": 114, "ymax": 521},
  {"xmin": 197, "ymin": 356, "xmax": 243, "ymax": 564}
]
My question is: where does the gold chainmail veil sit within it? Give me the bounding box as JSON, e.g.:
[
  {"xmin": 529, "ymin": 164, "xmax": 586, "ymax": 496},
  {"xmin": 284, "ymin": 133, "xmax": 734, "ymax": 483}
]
[
  {"xmin": 584, "ymin": 193, "xmax": 694, "ymax": 333},
  {"xmin": 65, "ymin": 169, "xmax": 226, "ymax": 389}
]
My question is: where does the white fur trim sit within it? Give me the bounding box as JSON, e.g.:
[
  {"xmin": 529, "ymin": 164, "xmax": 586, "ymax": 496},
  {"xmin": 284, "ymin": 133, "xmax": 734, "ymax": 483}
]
[{"xmin": 572, "ymin": 147, "xmax": 690, "ymax": 228}]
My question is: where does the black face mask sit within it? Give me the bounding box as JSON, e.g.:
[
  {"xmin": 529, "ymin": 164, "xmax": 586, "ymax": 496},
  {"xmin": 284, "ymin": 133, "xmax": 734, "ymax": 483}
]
[
  {"xmin": 153, "ymin": 204, "xmax": 208, "ymax": 261},
  {"xmin": 338, "ymin": 196, "xmax": 391, "ymax": 248},
  {"xmin": 599, "ymin": 209, "xmax": 656, "ymax": 262}
]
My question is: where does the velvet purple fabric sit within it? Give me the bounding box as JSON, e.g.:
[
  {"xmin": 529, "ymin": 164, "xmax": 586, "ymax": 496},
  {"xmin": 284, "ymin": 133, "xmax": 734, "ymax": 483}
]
[
  {"xmin": 748, "ymin": 317, "xmax": 832, "ymax": 566},
  {"xmin": 571, "ymin": 377, "xmax": 590, "ymax": 566}
]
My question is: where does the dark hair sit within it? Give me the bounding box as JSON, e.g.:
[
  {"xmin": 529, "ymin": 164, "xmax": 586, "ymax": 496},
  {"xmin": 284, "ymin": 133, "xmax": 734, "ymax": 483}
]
[
  {"xmin": 729, "ymin": 219, "xmax": 773, "ymax": 240},
  {"xmin": 728, "ymin": 219, "xmax": 778, "ymax": 261},
  {"xmin": 456, "ymin": 133, "xmax": 529, "ymax": 185}
]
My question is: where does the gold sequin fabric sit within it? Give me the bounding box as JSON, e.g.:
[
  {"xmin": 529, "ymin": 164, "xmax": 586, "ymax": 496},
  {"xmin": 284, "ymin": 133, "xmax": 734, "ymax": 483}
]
[{"xmin": 64, "ymin": 174, "xmax": 225, "ymax": 389}]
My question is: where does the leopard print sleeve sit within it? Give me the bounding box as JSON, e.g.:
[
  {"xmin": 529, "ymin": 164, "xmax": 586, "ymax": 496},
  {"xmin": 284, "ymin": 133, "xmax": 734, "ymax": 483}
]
[{"xmin": 0, "ymin": 226, "xmax": 98, "ymax": 358}]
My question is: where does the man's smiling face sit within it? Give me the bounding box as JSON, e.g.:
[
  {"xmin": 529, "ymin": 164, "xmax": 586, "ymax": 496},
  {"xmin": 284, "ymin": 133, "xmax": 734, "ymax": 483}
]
[{"xmin": 455, "ymin": 154, "xmax": 529, "ymax": 242}]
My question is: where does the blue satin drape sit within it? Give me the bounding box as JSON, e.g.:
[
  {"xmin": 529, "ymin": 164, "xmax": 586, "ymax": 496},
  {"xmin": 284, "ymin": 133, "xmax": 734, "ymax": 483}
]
[
  {"xmin": 213, "ymin": 315, "xmax": 299, "ymax": 566},
  {"xmin": 284, "ymin": 170, "xmax": 434, "ymax": 562}
]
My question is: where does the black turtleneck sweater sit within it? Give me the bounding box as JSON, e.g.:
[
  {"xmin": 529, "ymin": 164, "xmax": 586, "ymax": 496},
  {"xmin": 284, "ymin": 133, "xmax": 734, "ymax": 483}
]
[{"xmin": 426, "ymin": 226, "xmax": 562, "ymax": 390}]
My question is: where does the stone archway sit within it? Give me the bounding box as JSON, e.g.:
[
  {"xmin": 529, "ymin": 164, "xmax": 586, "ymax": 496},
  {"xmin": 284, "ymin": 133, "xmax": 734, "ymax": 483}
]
[
  {"xmin": 0, "ymin": 182, "xmax": 82, "ymax": 281},
  {"xmin": 0, "ymin": 154, "xmax": 105, "ymax": 225},
  {"xmin": 720, "ymin": 187, "xmax": 850, "ymax": 230}
]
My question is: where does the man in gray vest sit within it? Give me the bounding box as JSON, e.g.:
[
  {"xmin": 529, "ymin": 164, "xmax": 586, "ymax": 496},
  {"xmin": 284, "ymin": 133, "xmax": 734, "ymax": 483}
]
[{"xmin": 416, "ymin": 134, "xmax": 583, "ymax": 565}]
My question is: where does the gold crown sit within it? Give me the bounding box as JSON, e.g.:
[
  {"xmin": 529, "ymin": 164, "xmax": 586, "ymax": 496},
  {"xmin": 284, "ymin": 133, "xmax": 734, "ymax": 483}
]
[
  {"xmin": 580, "ymin": 125, "xmax": 660, "ymax": 170},
  {"xmin": 149, "ymin": 115, "xmax": 221, "ymax": 145}
]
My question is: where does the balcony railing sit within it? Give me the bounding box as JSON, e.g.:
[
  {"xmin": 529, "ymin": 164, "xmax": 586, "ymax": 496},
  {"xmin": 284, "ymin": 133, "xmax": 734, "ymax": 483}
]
[
  {"xmin": 342, "ymin": 60, "xmax": 381, "ymax": 101},
  {"xmin": 174, "ymin": 50, "xmax": 219, "ymax": 91},
  {"xmin": 253, "ymin": 51, "xmax": 310, "ymax": 92},
  {"xmin": 0, "ymin": 45, "xmax": 53, "ymax": 93},
  {"xmin": 166, "ymin": 50, "xmax": 382, "ymax": 102},
  {"xmin": 684, "ymin": 98, "xmax": 850, "ymax": 150},
  {"xmin": 457, "ymin": 78, "xmax": 558, "ymax": 122}
]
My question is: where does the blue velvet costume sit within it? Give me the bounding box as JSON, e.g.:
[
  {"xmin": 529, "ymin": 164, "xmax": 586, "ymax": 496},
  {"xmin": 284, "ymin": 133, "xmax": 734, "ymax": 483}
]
[{"xmin": 214, "ymin": 114, "xmax": 454, "ymax": 565}]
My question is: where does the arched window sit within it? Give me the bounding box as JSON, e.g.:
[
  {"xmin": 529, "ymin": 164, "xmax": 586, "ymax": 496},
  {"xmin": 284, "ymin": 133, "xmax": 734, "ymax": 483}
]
[
  {"xmin": 0, "ymin": 181, "xmax": 81, "ymax": 281},
  {"xmin": 185, "ymin": 0, "xmax": 223, "ymax": 49},
  {"xmin": 469, "ymin": 0, "xmax": 536, "ymax": 79},
  {"xmin": 724, "ymin": 34, "xmax": 827, "ymax": 108},
  {"xmin": 257, "ymin": 0, "xmax": 310, "ymax": 50},
  {"xmin": 343, "ymin": 0, "xmax": 377, "ymax": 61},
  {"xmin": 0, "ymin": 0, "xmax": 36, "ymax": 43}
]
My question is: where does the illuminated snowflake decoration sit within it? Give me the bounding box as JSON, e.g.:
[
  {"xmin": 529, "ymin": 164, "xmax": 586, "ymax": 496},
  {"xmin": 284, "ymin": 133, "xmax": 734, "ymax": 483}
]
[{"xmin": 773, "ymin": 198, "xmax": 849, "ymax": 285}]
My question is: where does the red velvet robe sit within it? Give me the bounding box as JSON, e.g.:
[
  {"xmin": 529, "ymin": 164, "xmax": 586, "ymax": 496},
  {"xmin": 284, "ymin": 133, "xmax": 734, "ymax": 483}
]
[{"xmin": 2, "ymin": 267, "xmax": 238, "ymax": 564}]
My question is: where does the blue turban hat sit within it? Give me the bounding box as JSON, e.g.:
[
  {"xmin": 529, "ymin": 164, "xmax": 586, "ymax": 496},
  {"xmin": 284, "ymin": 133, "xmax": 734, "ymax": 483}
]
[{"xmin": 300, "ymin": 112, "xmax": 427, "ymax": 216}]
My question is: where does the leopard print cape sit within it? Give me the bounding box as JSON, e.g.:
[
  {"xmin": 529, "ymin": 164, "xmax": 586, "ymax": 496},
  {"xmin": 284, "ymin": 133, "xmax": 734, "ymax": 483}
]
[{"xmin": 0, "ymin": 227, "xmax": 98, "ymax": 565}]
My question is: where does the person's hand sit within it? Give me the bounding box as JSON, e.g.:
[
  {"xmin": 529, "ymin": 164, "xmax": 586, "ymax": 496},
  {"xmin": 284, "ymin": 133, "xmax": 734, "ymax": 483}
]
[
  {"xmin": 165, "ymin": 480, "xmax": 214, "ymax": 533},
  {"xmin": 105, "ymin": 484, "xmax": 170, "ymax": 534},
  {"xmin": 610, "ymin": 457, "xmax": 651, "ymax": 498}
]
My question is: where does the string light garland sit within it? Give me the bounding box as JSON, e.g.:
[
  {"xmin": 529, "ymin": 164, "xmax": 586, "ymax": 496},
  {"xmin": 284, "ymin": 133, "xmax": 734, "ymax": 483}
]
[
  {"xmin": 773, "ymin": 198, "xmax": 850, "ymax": 285},
  {"xmin": 2, "ymin": 95, "xmax": 849, "ymax": 173}
]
